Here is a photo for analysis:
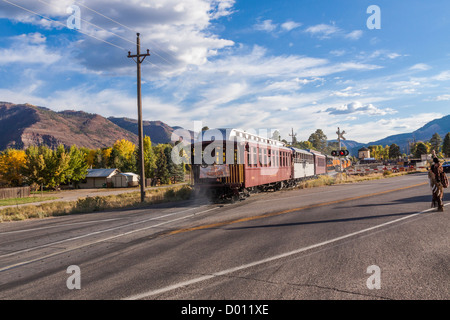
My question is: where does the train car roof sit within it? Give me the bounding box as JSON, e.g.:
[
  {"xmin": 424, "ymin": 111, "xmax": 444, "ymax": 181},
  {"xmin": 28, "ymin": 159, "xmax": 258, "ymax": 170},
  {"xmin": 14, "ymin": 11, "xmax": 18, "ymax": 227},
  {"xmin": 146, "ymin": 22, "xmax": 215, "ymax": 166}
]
[
  {"xmin": 289, "ymin": 147, "xmax": 314, "ymax": 155},
  {"xmin": 304, "ymin": 149, "xmax": 325, "ymax": 156},
  {"xmin": 195, "ymin": 128, "xmax": 286, "ymax": 147}
]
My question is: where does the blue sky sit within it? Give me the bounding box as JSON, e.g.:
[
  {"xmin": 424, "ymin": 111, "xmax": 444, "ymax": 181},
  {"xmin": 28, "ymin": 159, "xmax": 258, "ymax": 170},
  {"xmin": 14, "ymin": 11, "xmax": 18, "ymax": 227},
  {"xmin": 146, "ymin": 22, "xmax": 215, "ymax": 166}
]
[{"xmin": 0, "ymin": 0, "xmax": 449, "ymax": 143}]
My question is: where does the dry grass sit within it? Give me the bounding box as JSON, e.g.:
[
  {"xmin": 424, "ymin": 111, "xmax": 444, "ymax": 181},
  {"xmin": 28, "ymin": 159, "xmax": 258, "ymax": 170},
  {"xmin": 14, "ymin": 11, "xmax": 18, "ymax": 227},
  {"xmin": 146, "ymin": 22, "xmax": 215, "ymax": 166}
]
[
  {"xmin": 0, "ymin": 185, "xmax": 192, "ymax": 222},
  {"xmin": 296, "ymin": 170, "xmax": 419, "ymax": 190}
]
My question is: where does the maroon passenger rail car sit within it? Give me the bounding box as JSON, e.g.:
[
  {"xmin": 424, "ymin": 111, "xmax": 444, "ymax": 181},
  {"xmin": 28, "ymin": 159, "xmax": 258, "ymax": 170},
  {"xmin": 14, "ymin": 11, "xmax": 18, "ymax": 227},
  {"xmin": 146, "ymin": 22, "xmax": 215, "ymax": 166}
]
[{"xmin": 191, "ymin": 128, "xmax": 292, "ymax": 200}]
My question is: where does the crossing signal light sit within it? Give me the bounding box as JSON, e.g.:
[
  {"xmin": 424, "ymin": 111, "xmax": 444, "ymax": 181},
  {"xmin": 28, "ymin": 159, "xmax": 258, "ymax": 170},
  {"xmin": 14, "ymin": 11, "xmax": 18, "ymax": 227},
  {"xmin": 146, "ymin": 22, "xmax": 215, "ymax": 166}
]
[{"xmin": 331, "ymin": 150, "xmax": 349, "ymax": 157}]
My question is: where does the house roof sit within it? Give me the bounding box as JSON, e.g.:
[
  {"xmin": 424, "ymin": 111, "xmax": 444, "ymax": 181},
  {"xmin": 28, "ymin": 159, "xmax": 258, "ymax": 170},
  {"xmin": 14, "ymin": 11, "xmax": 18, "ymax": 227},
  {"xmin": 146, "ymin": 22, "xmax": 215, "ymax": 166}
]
[
  {"xmin": 86, "ymin": 168, "xmax": 118, "ymax": 178},
  {"xmin": 358, "ymin": 147, "xmax": 369, "ymax": 151}
]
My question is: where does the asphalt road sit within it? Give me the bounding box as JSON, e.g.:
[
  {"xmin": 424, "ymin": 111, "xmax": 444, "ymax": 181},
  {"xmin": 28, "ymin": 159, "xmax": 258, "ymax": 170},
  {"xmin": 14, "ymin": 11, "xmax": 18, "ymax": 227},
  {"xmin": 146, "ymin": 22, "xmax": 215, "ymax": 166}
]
[{"xmin": 0, "ymin": 172, "xmax": 448, "ymax": 302}]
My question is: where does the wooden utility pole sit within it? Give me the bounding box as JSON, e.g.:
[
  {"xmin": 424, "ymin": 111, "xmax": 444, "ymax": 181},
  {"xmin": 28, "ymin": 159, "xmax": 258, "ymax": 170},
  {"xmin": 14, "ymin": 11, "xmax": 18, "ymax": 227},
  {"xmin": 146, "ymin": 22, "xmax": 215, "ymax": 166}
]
[
  {"xmin": 128, "ymin": 33, "xmax": 150, "ymax": 202},
  {"xmin": 289, "ymin": 128, "xmax": 297, "ymax": 146}
]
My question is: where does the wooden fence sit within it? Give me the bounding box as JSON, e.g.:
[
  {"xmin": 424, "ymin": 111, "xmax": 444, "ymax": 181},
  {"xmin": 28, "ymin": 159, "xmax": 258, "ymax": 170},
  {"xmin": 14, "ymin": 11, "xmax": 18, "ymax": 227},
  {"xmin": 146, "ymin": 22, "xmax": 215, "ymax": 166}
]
[{"xmin": 0, "ymin": 187, "xmax": 31, "ymax": 200}]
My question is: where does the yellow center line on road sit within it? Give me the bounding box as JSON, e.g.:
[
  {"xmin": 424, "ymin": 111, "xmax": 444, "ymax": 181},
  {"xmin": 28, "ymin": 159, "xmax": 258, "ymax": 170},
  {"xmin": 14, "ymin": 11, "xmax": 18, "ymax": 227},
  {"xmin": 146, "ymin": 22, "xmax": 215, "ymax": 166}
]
[{"xmin": 167, "ymin": 182, "xmax": 429, "ymax": 236}]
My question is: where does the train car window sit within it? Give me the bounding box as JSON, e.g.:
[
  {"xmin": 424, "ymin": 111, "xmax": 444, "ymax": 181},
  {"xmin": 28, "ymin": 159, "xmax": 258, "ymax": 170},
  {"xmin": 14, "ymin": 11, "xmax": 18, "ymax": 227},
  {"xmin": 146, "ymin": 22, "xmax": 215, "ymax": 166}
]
[
  {"xmin": 246, "ymin": 148, "xmax": 250, "ymax": 167},
  {"xmin": 276, "ymin": 150, "xmax": 279, "ymax": 167},
  {"xmin": 256, "ymin": 146, "xmax": 261, "ymax": 167},
  {"xmin": 264, "ymin": 149, "xmax": 267, "ymax": 167}
]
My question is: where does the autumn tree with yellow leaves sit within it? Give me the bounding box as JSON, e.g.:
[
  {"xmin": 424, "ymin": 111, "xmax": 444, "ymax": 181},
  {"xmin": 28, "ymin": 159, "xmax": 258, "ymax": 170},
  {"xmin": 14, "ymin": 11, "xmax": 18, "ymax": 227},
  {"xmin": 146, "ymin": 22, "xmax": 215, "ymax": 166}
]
[{"xmin": 0, "ymin": 149, "xmax": 26, "ymax": 187}]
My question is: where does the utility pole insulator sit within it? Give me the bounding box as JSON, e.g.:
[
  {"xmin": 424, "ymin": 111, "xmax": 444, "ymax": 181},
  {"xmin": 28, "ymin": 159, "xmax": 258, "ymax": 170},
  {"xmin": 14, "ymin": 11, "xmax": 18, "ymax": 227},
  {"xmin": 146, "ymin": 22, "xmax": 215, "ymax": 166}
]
[{"xmin": 128, "ymin": 33, "xmax": 150, "ymax": 203}]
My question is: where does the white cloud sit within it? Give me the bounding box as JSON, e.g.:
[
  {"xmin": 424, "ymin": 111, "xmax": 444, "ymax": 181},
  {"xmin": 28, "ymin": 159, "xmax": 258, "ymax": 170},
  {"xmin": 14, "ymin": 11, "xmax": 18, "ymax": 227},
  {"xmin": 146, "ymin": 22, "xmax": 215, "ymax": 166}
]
[
  {"xmin": 0, "ymin": 0, "xmax": 236, "ymax": 77},
  {"xmin": 409, "ymin": 63, "xmax": 431, "ymax": 71},
  {"xmin": 435, "ymin": 94, "xmax": 450, "ymax": 101},
  {"xmin": 330, "ymin": 50, "xmax": 346, "ymax": 56},
  {"xmin": 331, "ymin": 87, "xmax": 360, "ymax": 97},
  {"xmin": 345, "ymin": 30, "xmax": 363, "ymax": 40},
  {"xmin": 305, "ymin": 24, "xmax": 340, "ymax": 39},
  {"xmin": 0, "ymin": 33, "xmax": 61, "ymax": 65},
  {"xmin": 209, "ymin": 0, "xmax": 236, "ymax": 19},
  {"xmin": 346, "ymin": 113, "xmax": 444, "ymax": 143},
  {"xmin": 434, "ymin": 70, "xmax": 450, "ymax": 81},
  {"xmin": 281, "ymin": 20, "xmax": 302, "ymax": 31},
  {"xmin": 365, "ymin": 50, "xmax": 404, "ymax": 61},
  {"xmin": 254, "ymin": 19, "xmax": 277, "ymax": 32},
  {"xmin": 325, "ymin": 101, "xmax": 397, "ymax": 116}
]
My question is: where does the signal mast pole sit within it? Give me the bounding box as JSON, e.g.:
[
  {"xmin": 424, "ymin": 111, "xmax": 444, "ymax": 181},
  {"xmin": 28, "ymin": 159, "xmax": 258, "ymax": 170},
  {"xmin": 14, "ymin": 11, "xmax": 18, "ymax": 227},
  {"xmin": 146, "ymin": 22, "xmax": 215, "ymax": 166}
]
[
  {"xmin": 336, "ymin": 127, "xmax": 346, "ymax": 172},
  {"xmin": 128, "ymin": 33, "xmax": 150, "ymax": 202}
]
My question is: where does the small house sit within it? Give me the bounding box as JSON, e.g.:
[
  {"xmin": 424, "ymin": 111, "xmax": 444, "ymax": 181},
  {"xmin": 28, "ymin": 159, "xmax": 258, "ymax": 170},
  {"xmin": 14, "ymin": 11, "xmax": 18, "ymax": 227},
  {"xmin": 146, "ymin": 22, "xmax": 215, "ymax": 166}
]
[
  {"xmin": 79, "ymin": 168, "xmax": 120, "ymax": 189},
  {"xmin": 358, "ymin": 147, "xmax": 370, "ymax": 160}
]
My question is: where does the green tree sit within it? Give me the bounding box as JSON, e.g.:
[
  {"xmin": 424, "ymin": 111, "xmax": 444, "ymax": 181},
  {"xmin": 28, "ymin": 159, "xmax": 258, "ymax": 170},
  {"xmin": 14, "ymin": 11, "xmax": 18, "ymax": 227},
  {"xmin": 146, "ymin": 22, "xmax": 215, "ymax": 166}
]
[
  {"xmin": 388, "ymin": 143, "xmax": 401, "ymax": 159},
  {"xmin": 154, "ymin": 146, "xmax": 170, "ymax": 184},
  {"xmin": 414, "ymin": 142, "xmax": 428, "ymax": 158},
  {"xmin": 163, "ymin": 144, "xmax": 177, "ymax": 182},
  {"xmin": 22, "ymin": 145, "xmax": 50, "ymax": 188},
  {"xmin": 429, "ymin": 133, "xmax": 442, "ymax": 153},
  {"xmin": 112, "ymin": 139, "xmax": 137, "ymax": 172},
  {"xmin": 442, "ymin": 132, "xmax": 450, "ymax": 157},
  {"xmin": 382, "ymin": 145, "xmax": 390, "ymax": 160},
  {"xmin": 308, "ymin": 129, "xmax": 327, "ymax": 152},
  {"xmin": 108, "ymin": 147, "xmax": 123, "ymax": 169},
  {"xmin": 296, "ymin": 140, "xmax": 314, "ymax": 150},
  {"xmin": 47, "ymin": 145, "xmax": 72, "ymax": 189},
  {"xmin": 22, "ymin": 145, "xmax": 71, "ymax": 190},
  {"xmin": 143, "ymin": 136, "xmax": 157, "ymax": 179},
  {"xmin": 368, "ymin": 145, "xmax": 381, "ymax": 159},
  {"xmin": 67, "ymin": 145, "xmax": 88, "ymax": 186}
]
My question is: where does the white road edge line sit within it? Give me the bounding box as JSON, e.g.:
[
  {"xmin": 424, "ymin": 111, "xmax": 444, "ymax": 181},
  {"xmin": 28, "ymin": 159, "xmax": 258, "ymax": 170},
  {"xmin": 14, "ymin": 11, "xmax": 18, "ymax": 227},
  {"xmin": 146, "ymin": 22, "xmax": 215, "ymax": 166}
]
[
  {"xmin": 0, "ymin": 206, "xmax": 220, "ymax": 272},
  {"xmin": 0, "ymin": 205, "xmax": 204, "ymax": 235},
  {"xmin": 0, "ymin": 205, "xmax": 214, "ymax": 259},
  {"xmin": 123, "ymin": 205, "xmax": 444, "ymax": 300}
]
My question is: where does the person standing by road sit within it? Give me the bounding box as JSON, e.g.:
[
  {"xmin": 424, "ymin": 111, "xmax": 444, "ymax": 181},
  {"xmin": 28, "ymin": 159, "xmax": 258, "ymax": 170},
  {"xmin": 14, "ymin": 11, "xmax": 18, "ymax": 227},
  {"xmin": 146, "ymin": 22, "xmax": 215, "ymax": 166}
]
[{"xmin": 428, "ymin": 150, "xmax": 445, "ymax": 212}]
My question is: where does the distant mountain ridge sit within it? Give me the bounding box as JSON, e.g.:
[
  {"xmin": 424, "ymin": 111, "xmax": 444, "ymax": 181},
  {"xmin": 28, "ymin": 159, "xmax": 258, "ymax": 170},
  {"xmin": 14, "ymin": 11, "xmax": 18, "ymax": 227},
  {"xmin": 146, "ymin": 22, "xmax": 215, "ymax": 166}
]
[
  {"xmin": 0, "ymin": 102, "xmax": 181, "ymax": 150},
  {"xmin": 366, "ymin": 114, "xmax": 450, "ymax": 153},
  {"xmin": 1, "ymin": 101, "xmax": 448, "ymax": 155},
  {"xmin": 108, "ymin": 117, "xmax": 187, "ymax": 146},
  {"xmin": 328, "ymin": 115, "xmax": 450, "ymax": 156}
]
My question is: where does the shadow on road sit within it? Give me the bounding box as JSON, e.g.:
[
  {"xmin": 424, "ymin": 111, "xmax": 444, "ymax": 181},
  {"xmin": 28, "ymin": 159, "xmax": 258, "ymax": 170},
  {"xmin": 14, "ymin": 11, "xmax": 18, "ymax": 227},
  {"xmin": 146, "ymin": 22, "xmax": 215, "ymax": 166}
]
[
  {"xmin": 338, "ymin": 195, "xmax": 435, "ymax": 208},
  {"xmin": 225, "ymin": 209, "xmax": 435, "ymax": 231}
]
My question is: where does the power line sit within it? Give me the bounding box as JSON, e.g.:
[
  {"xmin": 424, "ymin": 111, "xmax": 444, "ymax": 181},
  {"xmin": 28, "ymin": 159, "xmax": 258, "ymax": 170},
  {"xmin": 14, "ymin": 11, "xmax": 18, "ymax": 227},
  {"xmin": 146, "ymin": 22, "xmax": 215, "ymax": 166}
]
[
  {"xmin": 3, "ymin": 0, "xmax": 173, "ymax": 74},
  {"xmin": 71, "ymin": 0, "xmax": 179, "ymax": 67},
  {"xmin": 37, "ymin": 0, "xmax": 136, "ymax": 46},
  {"xmin": 74, "ymin": 0, "xmax": 136, "ymax": 33},
  {"xmin": 2, "ymin": 0, "xmax": 127, "ymax": 51}
]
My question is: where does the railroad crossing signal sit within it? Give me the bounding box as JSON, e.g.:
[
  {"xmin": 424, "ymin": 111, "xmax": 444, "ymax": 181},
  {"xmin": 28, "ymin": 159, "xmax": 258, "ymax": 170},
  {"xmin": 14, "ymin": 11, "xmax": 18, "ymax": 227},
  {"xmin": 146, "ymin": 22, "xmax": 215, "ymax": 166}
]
[{"xmin": 331, "ymin": 150, "xmax": 349, "ymax": 157}]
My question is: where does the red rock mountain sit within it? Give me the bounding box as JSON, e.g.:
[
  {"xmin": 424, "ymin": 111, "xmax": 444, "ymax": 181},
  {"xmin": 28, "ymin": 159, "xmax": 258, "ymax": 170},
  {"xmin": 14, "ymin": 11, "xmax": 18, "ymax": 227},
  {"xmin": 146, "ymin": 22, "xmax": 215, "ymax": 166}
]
[{"xmin": 0, "ymin": 102, "xmax": 139, "ymax": 150}]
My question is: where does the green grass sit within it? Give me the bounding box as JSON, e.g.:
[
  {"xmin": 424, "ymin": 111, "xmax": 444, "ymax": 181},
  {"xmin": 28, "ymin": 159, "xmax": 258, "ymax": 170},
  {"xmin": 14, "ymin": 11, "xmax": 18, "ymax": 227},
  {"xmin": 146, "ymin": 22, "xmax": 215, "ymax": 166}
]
[{"xmin": 0, "ymin": 196, "xmax": 60, "ymax": 206}]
